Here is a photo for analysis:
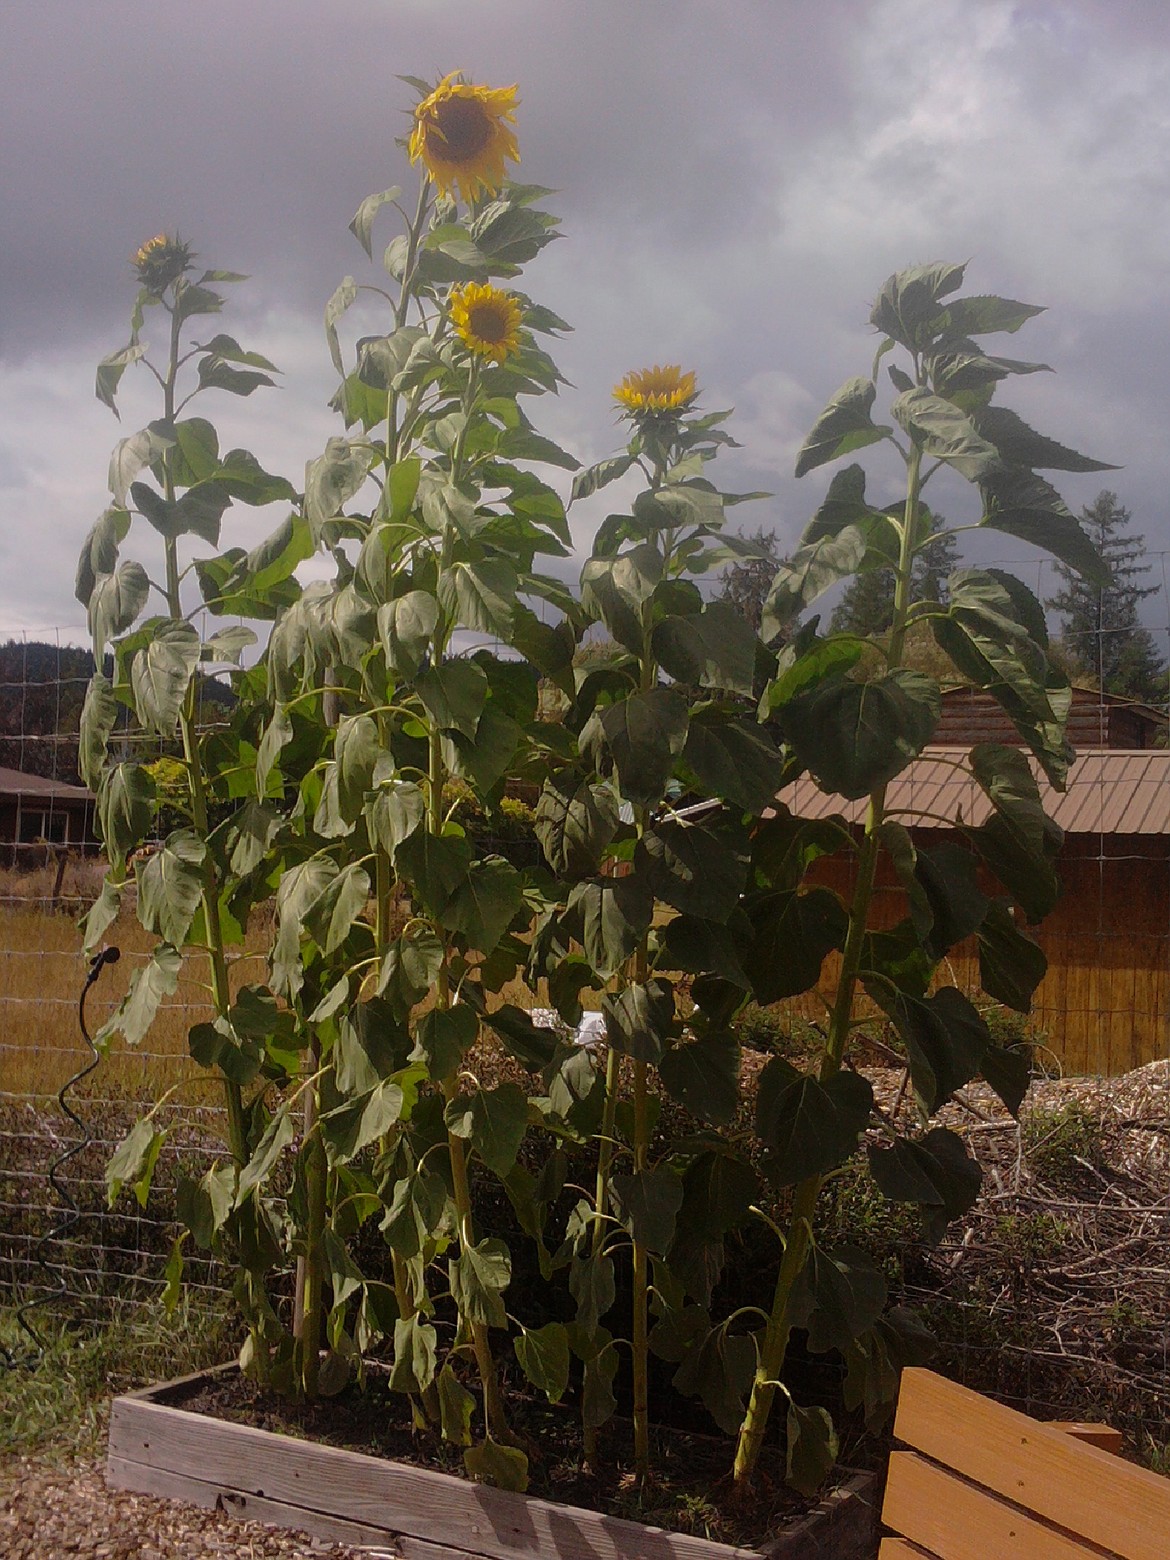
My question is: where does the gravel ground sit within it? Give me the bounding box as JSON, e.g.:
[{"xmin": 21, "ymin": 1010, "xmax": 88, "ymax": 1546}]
[{"xmin": 0, "ymin": 1455, "xmax": 399, "ymax": 1559}]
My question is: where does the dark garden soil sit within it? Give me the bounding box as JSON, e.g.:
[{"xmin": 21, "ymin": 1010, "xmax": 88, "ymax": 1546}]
[{"xmin": 171, "ymin": 1365, "xmax": 853, "ymax": 1551}]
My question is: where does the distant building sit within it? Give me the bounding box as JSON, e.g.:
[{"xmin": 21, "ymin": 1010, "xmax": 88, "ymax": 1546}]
[
  {"xmin": 779, "ymin": 689, "xmax": 1170, "ymax": 1077},
  {"xmin": 0, "ymin": 766, "xmax": 98, "ymax": 866}
]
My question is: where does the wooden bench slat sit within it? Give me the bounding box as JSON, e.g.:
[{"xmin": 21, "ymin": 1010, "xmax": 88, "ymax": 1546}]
[
  {"xmin": 1049, "ymin": 1424, "xmax": 1126, "ymax": 1456},
  {"xmin": 879, "ymin": 1542, "xmax": 934, "ymax": 1560},
  {"xmin": 884, "ymin": 1451, "xmax": 1108, "ymax": 1560},
  {"xmin": 893, "ymin": 1370, "xmax": 1170, "ymax": 1560}
]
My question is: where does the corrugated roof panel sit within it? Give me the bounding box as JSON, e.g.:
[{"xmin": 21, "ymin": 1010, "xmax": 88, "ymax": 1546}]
[{"xmin": 778, "ymin": 748, "xmax": 1170, "ymax": 836}]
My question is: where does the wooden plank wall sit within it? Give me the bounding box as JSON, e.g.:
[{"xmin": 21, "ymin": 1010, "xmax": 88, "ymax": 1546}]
[{"xmin": 779, "ymin": 832, "xmax": 1170, "ymax": 1077}]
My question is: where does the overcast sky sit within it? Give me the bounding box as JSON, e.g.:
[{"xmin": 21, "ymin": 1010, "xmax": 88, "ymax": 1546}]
[{"xmin": 4, "ymin": 0, "xmax": 1170, "ymax": 646}]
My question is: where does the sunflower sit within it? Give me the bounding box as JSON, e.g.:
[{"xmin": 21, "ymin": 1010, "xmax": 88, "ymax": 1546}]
[
  {"xmin": 132, "ymin": 232, "xmax": 193, "ymax": 295},
  {"xmin": 613, "ymin": 364, "xmax": 699, "ymax": 418},
  {"xmin": 409, "ymin": 72, "xmax": 520, "ymax": 203},
  {"xmin": 449, "ymin": 282, "xmax": 524, "ymax": 363}
]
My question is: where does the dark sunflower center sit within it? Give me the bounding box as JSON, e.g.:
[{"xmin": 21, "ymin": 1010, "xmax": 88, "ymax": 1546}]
[
  {"xmin": 468, "ymin": 302, "xmax": 509, "ymax": 343},
  {"xmin": 431, "ymin": 97, "xmax": 493, "ymax": 163}
]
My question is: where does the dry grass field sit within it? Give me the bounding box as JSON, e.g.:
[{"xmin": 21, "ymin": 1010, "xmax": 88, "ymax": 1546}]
[{"xmin": 0, "ymin": 858, "xmax": 267, "ymax": 1103}]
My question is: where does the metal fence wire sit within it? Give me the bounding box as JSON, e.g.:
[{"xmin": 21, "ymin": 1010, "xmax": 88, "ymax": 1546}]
[{"xmin": 1, "ymin": 621, "xmax": 1167, "ymax": 1456}]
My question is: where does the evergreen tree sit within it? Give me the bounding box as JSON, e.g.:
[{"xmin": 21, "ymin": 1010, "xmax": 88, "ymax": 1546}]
[
  {"xmin": 1048, "ymin": 491, "xmax": 1167, "ymax": 704},
  {"xmin": 717, "ymin": 525, "xmax": 790, "ymax": 635},
  {"xmin": 831, "ymin": 529, "xmax": 960, "ymax": 635}
]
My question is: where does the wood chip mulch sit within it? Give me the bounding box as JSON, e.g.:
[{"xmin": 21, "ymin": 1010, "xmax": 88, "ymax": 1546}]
[{"xmin": 0, "ymin": 1455, "xmax": 397, "ymax": 1559}]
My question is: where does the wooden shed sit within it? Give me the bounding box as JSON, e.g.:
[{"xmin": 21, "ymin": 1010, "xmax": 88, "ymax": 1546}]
[
  {"xmin": 0, "ymin": 765, "xmax": 98, "ymax": 869},
  {"xmin": 778, "ymin": 742, "xmax": 1170, "ymax": 1077}
]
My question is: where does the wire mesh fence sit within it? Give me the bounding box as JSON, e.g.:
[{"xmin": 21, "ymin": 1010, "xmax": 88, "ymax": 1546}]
[{"xmin": 0, "ymin": 621, "xmax": 1167, "ymax": 1455}]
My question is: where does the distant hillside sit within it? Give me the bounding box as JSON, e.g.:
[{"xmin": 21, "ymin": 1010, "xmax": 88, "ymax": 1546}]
[{"xmin": 0, "ymin": 639, "xmax": 234, "ymax": 783}]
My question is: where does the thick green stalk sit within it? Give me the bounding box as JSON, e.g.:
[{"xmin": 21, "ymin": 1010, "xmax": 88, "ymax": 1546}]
[
  {"xmin": 731, "ymin": 443, "xmax": 923, "ymax": 1489},
  {"xmin": 159, "ymin": 300, "xmax": 246, "ymax": 1168},
  {"xmin": 296, "ymin": 1037, "xmax": 327, "ymax": 1398},
  {"xmin": 582, "ymin": 1040, "xmax": 622, "ymax": 1466}
]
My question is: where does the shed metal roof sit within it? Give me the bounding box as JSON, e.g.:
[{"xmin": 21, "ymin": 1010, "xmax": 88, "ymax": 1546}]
[
  {"xmin": 0, "ymin": 766, "xmax": 92, "ymax": 802},
  {"xmin": 779, "ymin": 748, "xmax": 1170, "ymax": 836}
]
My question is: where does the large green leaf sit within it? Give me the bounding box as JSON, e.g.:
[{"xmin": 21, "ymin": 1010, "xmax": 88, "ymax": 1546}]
[
  {"xmin": 891, "ymin": 388, "xmax": 1000, "ymax": 480},
  {"xmin": 395, "ymin": 829, "xmax": 473, "ymax": 917},
  {"xmin": 445, "ymin": 1082, "xmax": 529, "ymax": 1176},
  {"xmin": 320, "ymin": 1078, "xmax": 407, "ymax": 1165},
  {"xmin": 786, "ymin": 1401, "xmax": 839, "ymax": 1496},
  {"xmin": 451, "ymin": 1237, "xmax": 510, "ymax": 1328},
  {"xmin": 610, "ymin": 1169, "xmax": 683, "ymax": 1256},
  {"xmin": 564, "ymin": 874, "xmax": 654, "ymax": 979},
  {"xmin": 978, "ymin": 899, "xmax": 1047, "ymax": 1014},
  {"xmin": 973, "ymin": 811, "xmax": 1061, "ymax": 922},
  {"xmin": 106, "ymin": 1118, "xmax": 165, "ymax": 1207},
  {"xmin": 969, "ymin": 742, "xmax": 1047, "ymax": 855},
  {"xmin": 514, "ymin": 1322, "xmax": 570, "ymax": 1403},
  {"xmin": 602, "ymin": 979, "xmax": 675, "ymax": 1064},
  {"xmin": 415, "ymin": 660, "xmax": 489, "ymax": 739},
  {"xmin": 659, "ymin": 915, "xmax": 750, "ymax": 989},
  {"xmin": 437, "ymin": 558, "xmax": 518, "ymax": 637},
  {"xmin": 333, "ymin": 714, "xmax": 380, "ymax": 821},
  {"xmin": 98, "ymin": 944, "xmax": 181, "ymax": 1048},
  {"xmin": 914, "ymin": 843, "xmax": 988, "ymax": 959},
  {"xmin": 463, "ymin": 1436, "xmax": 529, "ymax": 1492},
  {"xmin": 303, "ymin": 862, "xmax": 371, "ymax": 955},
  {"xmin": 440, "ymin": 856, "xmax": 522, "ymax": 955},
  {"xmin": 869, "ymin": 262, "xmax": 967, "ymax": 349},
  {"xmin": 378, "ymin": 923, "xmax": 445, "ymax": 1018},
  {"xmin": 673, "ymin": 1321, "xmax": 757, "ymax": 1435},
  {"xmin": 78, "ymin": 673, "xmax": 117, "ymax": 790},
  {"xmin": 412, "ymin": 1004, "xmax": 478, "ymax": 1081},
  {"xmin": 676, "ymin": 1151, "xmax": 758, "ymax": 1242},
  {"xmin": 760, "ymin": 526, "xmax": 869, "ymax": 639},
  {"xmin": 586, "ymin": 687, "xmax": 688, "ymax": 808},
  {"xmin": 89, "ymin": 561, "xmax": 149, "ymax": 658},
  {"xmin": 107, "ymin": 425, "xmax": 173, "ymax": 508},
  {"xmin": 377, "ymin": 591, "xmax": 439, "ymax": 677},
  {"xmin": 682, "ymin": 710, "xmax": 785, "ymax": 813},
  {"xmin": 580, "ymin": 545, "xmax": 661, "ymax": 653},
  {"xmin": 636, "ymin": 817, "xmax": 748, "ymax": 922},
  {"xmin": 868, "ymin": 1126, "xmax": 982, "ymax": 1241},
  {"xmin": 535, "ymin": 775, "xmax": 619, "ymax": 878},
  {"xmin": 136, "ymin": 829, "xmax": 206, "ymax": 947},
  {"xmin": 869, "ymin": 985, "xmax": 990, "ymax": 1112},
  {"xmin": 974, "ymin": 405, "xmax": 1116, "ymax": 474},
  {"xmin": 389, "ymin": 1314, "xmax": 437, "ymax": 1395},
  {"xmin": 936, "ymin": 293, "xmax": 1045, "ymax": 339},
  {"xmin": 304, "ymin": 436, "xmax": 372, "ymax": 537},
  {"xmin": 789, "ymin": 1243, "xmax": 887, "ymax": 1354},
  {"xmin": 131, "ymin": 620, "xmax": 201, "ymax": 734},
  {"xmin": 75, "ymin": 507, "xmax": 130, "ymax": 607},
  {"xmin": 658, "ymin": 1030, "xmax": 740, "ymax": 1126},
  {"xmin": 795, "ymin": 378, "xmax": 890, "ymax": 478},
  {"xmin": 755, "ymin": 1059, "xmax": 873, "ymax": 1184},
  {"xmin": 979, "ymin": 468, "xmax": 1108, "ymax": 585},
  {"xmin": 349, "ymin": 187, "xmax": 402, "ymax": 258},
  {"xmin": 651, "ymin": 601, "xmax": 757, "ymax": 696},
  {"xmin": 570, "ymin": 453, "xmax": 635, "ymax": 504},
  {"xmin": 366, "ymin": 779, "xmax": 426, "ymax": 857},
  {"xmin": 782, "ymin": 670, "xmax": 940, "ymax": 799},
  {"xmin": 97, "ymin": 762, "xmax": 154, "ymax": 869},
  {"xmin": 744, "ymin": 888, "xmax": 847, "ymax": 1003}
]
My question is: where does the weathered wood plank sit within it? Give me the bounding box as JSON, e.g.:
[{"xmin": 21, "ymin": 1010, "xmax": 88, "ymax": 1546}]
[
  {"xmin": 883, "ymin": 1451, "xmax": 1103, "ymax": 1560},
  {"xmin": 109, "ymin": 1393, "xmax": 764, "ymax": 1560},
  {"xmin": 107, "ymin": 1454, "xmax": 395, "ymax": 1547},
  {"xmin": 893, "ymin": 1370, "xmax": 1170, "ymax": 1560},
  {"xmin": 878, "ymin": 1542, "xmax": 933, "ymax": 1560}
]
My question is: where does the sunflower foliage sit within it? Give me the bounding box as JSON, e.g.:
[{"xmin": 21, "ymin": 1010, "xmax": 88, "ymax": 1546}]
[
  {"xmin": 83, "ymin": 80, "xmax": 1112, "ymax": 1506},
  {"xmin": 78, "ymin": 236, "xmax": 303, "ymax": 1367}
]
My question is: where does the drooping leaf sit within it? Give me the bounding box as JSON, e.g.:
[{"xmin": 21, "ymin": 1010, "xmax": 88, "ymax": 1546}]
[
  {"xmin": 980, "ymin": 468, "xmax": 1109, "ymax": 585},
  {"xmin": 636, "ymin": 817, "xmax": 748, "ymax": 923},
  {"xmin": 514, "ymin": 1322, "xmax": 570, "ymax": 1403},
  {"xmin": 602, "ymin": 979, "xmax": 675, "ymax": 1064},
  {"xmin": 389, "ymin": 1314, "xmax": 437, "ymax": 1395},
  {"xmin": 106, "ymin": 1118, "xmax": 166, "ymax": 1207},
  {"xmin": 535, "ymin": 775, "xmax": 619, "ymax": 878},
  {"xmin": 437, "ymin": 557, "xmax": 518, "ymax": 637},
  {"xmin": 673, "ymin": 1321, "xmax": 758, "ymax": 1435},
  {"xmin": 440, "ymin": 856, "xmax": 523, "ymax": 955},
  {"xmin": 463, "ymin": 1436, "xmax": 528, "ymax": 1492},
  {"xmin": 744, "ymin": 887, "xmax": 848, "ymax": 1003},
  {"xmin": 868, "ymin": 984, "xmax": 990, "ymax": 1112},
  {"xmin": 437, "ymin": 1365, "xmax": 475, "ymax": 1446},
  {"xmin": 415, "ymin": 660, "xmax": 489, "ymax": 739},
  {"xmin": 412, "ymin": 1003, "xmax": 478, "ymax": 1082},
  {"xmin": 610, "ymin": 1168, "xmax": 683, "ymax": 1255},
  {"xmin": 977, "ymin": 899, "xmax": 1047, "ymax": 1014},
  {"xmin": 78, "ymin": 673, "xmax": 118, "ymax": 790},
  {"xmin": 869, "ymin": 262, "xmax": 967, "ymax": 350},
  {"xmin": 97, "ymin": 762, "xmax": 154, "ymax": 870},
  {"xmin": 136, "ymin": 829, "xmax": 206, "ymax": 947},
  {"xmin": 89, "ymin": 561, "xmax": 149, "ymax": 658},
  {"xmin": 451, "ymin": 1237, "xmax": 511, "ymax": 1329},
  {"xmin": 131, "ymin": 620, "xmax": 201, "ymax": 734},
  {"xmin": 756, "ymin": 1059, "xmax": 873, "ymax": 1184},
  {"xmin": 682, "ymin": 711, "xmax": 785, "ymax": 813},
  {"xmin": 868, "ymin": 1126, "xmax": 982, "ymax": 1241},
  {"xmin": 795, "ymin": 378, "xmax": 890, "ymax": 478},
  {"xmin": 891, "ymin": 388, "xmax": 1000, "ymax": 480},
  {"xmin": 586, "ymin": 687, "xmax": 689, "ymax": 808},
  {"xmin": 789, "ymin": 1243, "xmax": 887, "ymax": 1354},
  {"xmin": 658, "ymin": 1030, "xmax": 740, "ymax": 1126},
  {"xmin": 786, "ymin": 1401, "xmax": 839, "ymax": 1496},
  {"xmin": 651, "ymin": 600, "xmax": 758, "ymax": 696},
  {"xmin": 564, "ymin": 874, "xmax": 654, "ymax": 979},
  {"xmin": 445, "ymin": 1082, "xmax": 529, "ymax": 1176}
]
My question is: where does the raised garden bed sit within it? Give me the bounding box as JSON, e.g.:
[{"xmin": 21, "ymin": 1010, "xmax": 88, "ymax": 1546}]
[{"xmin": 107, "ymin": 1367, "xmax": 878, "ymax": 1559}]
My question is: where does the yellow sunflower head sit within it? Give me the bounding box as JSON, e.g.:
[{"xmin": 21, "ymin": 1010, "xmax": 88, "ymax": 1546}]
[
  {"xmin": 132, "ymin": 232, "xmax": 193, "ymax": 295},
  {"xmin": 449, "ymin": 282, "xmax": 523, "ymax": 364},
  {"xmin": 613, "ymin": 364, "xmax": 699, "ymax": 420},
  {"xmin": 409, "ymin": 72, "xmax": 520, "ymax": 204}
]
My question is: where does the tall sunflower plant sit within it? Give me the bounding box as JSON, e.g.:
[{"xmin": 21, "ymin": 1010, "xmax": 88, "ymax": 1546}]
[
  {"xmin": 79, "ymin": 234, "xmax": 308, "ymax": 1368},
  {"xmin": 243, "ymin": 72, "xmax": 589, "ymax": 1476}
]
